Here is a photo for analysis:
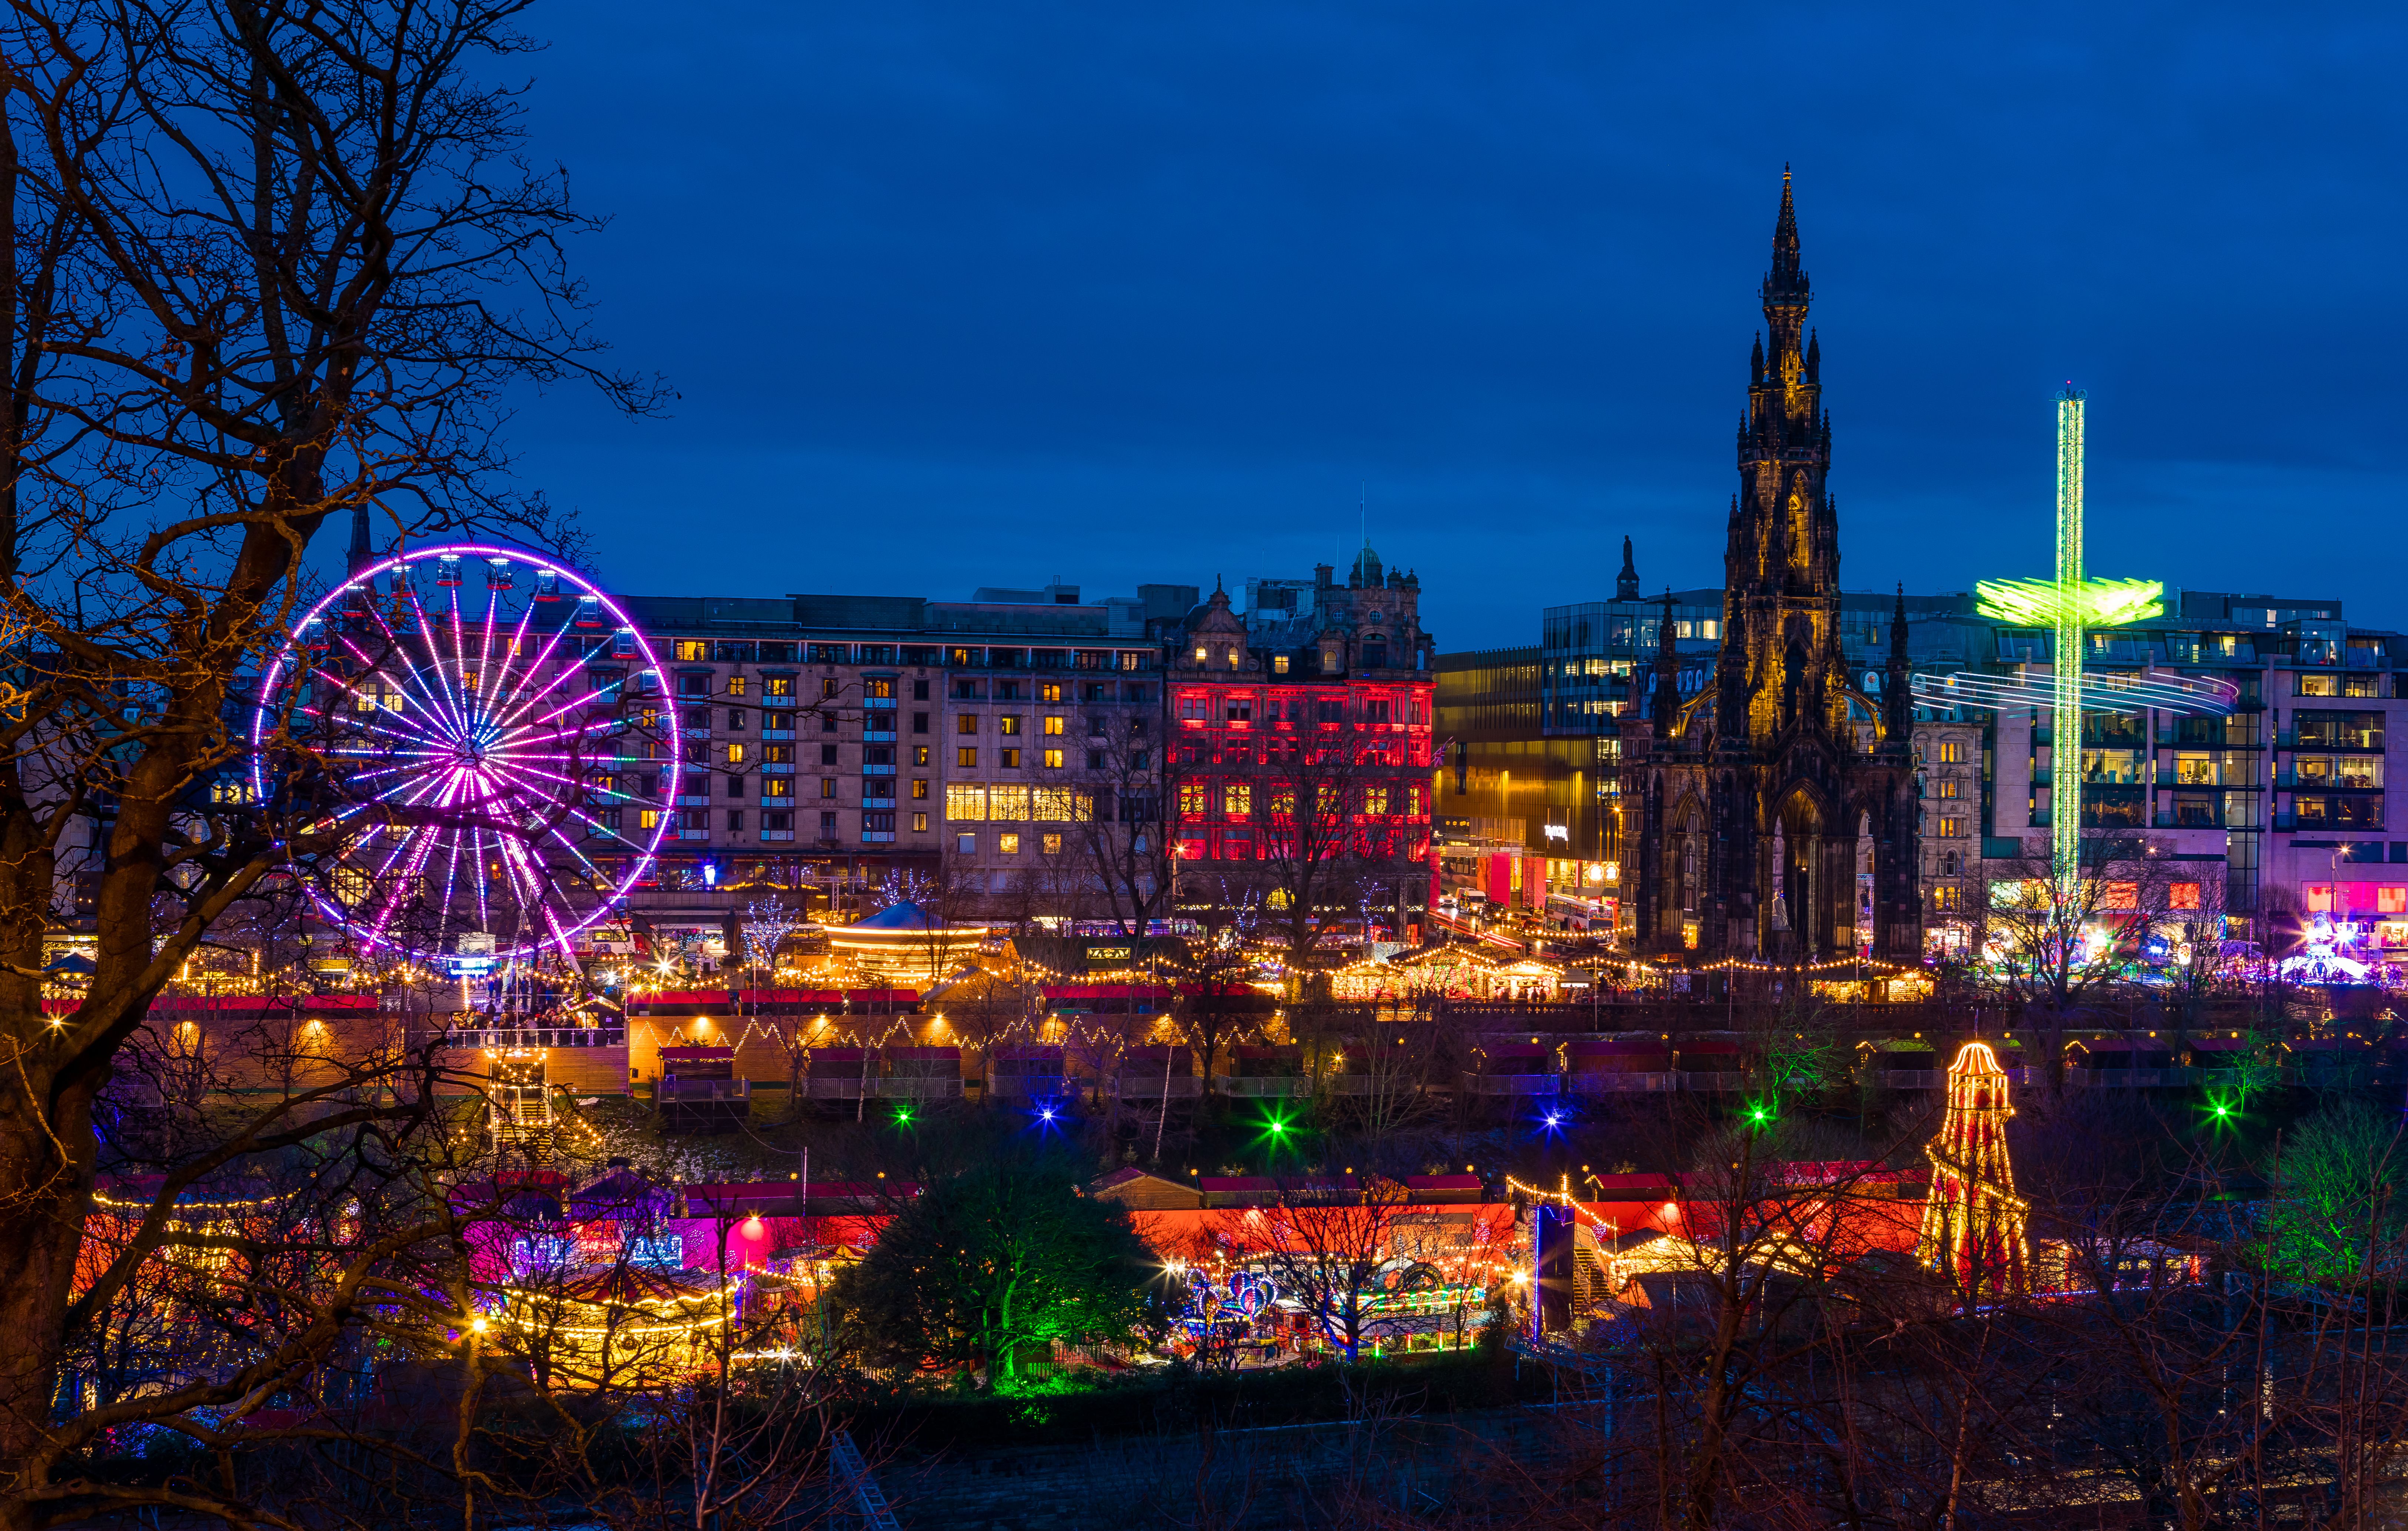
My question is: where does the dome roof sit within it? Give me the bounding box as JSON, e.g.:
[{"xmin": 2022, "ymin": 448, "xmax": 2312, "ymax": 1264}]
[{"xmin": 1351, "ymin": 545, "xmax": 1384, "ymax": 586}]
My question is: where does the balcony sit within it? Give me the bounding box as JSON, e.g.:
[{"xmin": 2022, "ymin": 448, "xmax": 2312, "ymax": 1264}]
[
  {"xmin": 760, "ymin": 830, "xmax": 794, "ymax": 842},
  {"xmin": 863, "ymin": 730, "xmax": 897, "ymax": 743},
  {"xmin": 861, "ymin": 831, "xmax": 896, "ymax": 843}
]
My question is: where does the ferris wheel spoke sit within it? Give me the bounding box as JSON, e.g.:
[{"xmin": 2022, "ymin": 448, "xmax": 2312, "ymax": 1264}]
[
  {"xmin": 360, "ymin": 768, "xmax": 468, "ymax": 948},
  {"xmin": 482, "ymin": 600, "xmax": 539, "ymax": 721},
  {"xmin": 480, "ymin": 755, "xmax": 650, "ymax": 855},
  {"xmin": 491, "ymin": 636, "xmax": 599, "ymax": 738},
  {"xmin": 258, "ymin": 546, "xmax": 678, "ymax": 963},
  {"xmin": 402, "ymin": 588, "xmax": 474, "ymax": 743}
]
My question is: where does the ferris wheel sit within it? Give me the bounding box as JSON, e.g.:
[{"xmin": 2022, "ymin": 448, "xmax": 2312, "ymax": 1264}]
[{"xmin": 248, "ymin": 544, "xmax": 682, "ymax": 963}]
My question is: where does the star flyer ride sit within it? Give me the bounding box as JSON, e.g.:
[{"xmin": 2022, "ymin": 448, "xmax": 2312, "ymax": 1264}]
[
  {"xmin": 1911, "ymin": 387, "xmax": 2234, "ymax": 895},
  {"xmin": 249, "ymin": 544, "xmax": 680, "ymax": 970}
]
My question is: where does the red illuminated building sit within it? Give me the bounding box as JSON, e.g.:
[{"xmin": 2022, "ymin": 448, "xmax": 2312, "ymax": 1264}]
[{"xmin": 1165, "ymin": 550, "xmax": 1437, "ymax": 918}]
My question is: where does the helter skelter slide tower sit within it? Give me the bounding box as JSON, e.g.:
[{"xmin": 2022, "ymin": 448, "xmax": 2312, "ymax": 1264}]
[
  {"xmin": 1913, "ymin": 386, "xmax": 2234, "ymax": 897},
  {"xmin": 1915, "ymin": 1041, "xmax": 2029, "ymax": 1292}
]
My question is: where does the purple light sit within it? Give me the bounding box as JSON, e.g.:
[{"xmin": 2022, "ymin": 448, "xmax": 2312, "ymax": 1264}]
[{"xmin": 249, "ymin": 543, "xmax": 681, "ymax": 960}]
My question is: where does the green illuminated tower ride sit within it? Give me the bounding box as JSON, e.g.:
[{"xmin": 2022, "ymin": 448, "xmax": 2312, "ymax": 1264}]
[
  {"xmin": 2051, "ymin": 388, "xmax": 2085, "ymax": 892},
  {"xmin": 1971, "ymin": 388, "xmax": 2167, "ymax": 896}
]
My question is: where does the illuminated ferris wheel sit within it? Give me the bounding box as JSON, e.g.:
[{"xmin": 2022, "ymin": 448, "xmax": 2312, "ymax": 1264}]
[{"xmin": 248, "ymin": 543, "xmax": 681, "ymax": 963}]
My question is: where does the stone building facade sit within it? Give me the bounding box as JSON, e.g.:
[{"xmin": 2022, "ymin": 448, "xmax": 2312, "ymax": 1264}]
[{"xmin": 1630, "ymin": 175, "xmax": 1921, "ymax": 961}]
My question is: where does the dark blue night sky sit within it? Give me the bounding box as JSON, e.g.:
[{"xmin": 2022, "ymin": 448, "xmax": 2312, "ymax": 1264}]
[{"xmin": 502, "ymin": 1, "xmax": 2406, "ymax": 649}]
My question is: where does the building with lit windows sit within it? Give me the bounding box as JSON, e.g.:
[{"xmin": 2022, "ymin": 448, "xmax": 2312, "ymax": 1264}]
[
  {"xmin": 615, "ymin": 586, "xmax": 1171, "ymax": 938},
  {"xmin": 1163, "ymin": 550, "xmax": 1438, "ymax": 919}
]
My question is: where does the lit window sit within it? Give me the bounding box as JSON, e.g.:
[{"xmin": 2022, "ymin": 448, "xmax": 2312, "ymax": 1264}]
[
  {"xmin": 990, "ymin": 785, "xmax": 1030, "ymax": 820},
  {"xmin": 912, "ymin": 812, "xmax": 929, "ymax": 832},
  {"xmin": 1936, "ymin": 780, "xmax": 1960, "ymax": 799},
  {"xmin": 2381, "ymin": 886, "xmax": 2408, "ymax": 915},
  {"xmin": 2304, "ymin": 883, "xmax": 2333, "ymax": 912},
  {"xmin": 1000, "ymin": 748, "xmax": 1021, "ymax": 768},
  {"xmin": 1041, "ymin": 748, "xmax": 1065, "ymax": 769},
  {"xmin": 764, "ymin": 676, "xmax": 793, "ymax": 698},
  {"xmin": 913, "ymin": 746, "xmax": 930, "ymax": 766},
  {"xmin": 999, "ymin": 715, "xmax": 1021, "ymax": 736},
  {"xmin": 727, "ymin": 675, "xmax": 747, "ymax": 697},
  {"xmin": 2101, "ymin": 880, "xmax": 2137, "ymax": 910},
  {"xmin": 1363, "ymin": 786, "xmax": 1390, "ymax": 815},
  {"xmin": 958, "ymin": 747, "xmax": 977, "ymax": 768},
  {"xmin": 958, "ymin": 714, "xmax": 978, "ymax": 734},
  {"xmin": 2170, "ymin": 883, "xmax": 2201, "ymax": 910},
  {"xmin": 1273, "ymin": 655, "xmax": 1290, "ymax": 676},
  {"xmin": 1179, "ymin": 783, "xmax": 1209, "ymax": 817},
  {"xmin": 762, "ymin": 778, "xmax": 793, "ymax": 800},
  {"xmin": 999, "ymin": 833, "xmax": 1021, "ymax": 855},
  {"xmin": 820, "ymin": 778, "xmax": 837, "ymax": 798},
  {"xmin": 911, "ymin": 779, "xmax": 928, "ymax": 800},
  {"xmin": 1224, "ymin": 783, "xmax": 1252, "ymax": 818},
  {"xmin": 638, "ymin": 809, "xmax": 663, "ymax": 830},
  {"xmin": 1938, "ymin": 816, "xmax": 1965, "ymax": 838},
  {"xmin": 1043, "ymin": 716, "xmax": 1065, "ymax": 736},
  {"xmin": 1931, "ymin": 885, "xmax": 1962, "ymax": 911},
  {"xmin": 1043, "ymin": 833, "xmax": 1063, "ymax": 855},
  {"xmin": 675, "ymin": 640, "xmax": 708, "ymax": 661},
  {"xmin": 1194, "ymin": 647, "xmax": 1208, "ymax": 664},
  {"xmin": 725, "ymin": 744, "xmax": 746, "ymax": 765},
  {"xmin": 946, "ymin": 785, "xmax": 987, "ymax": 821},
  {"xmin": 1041, "ymin": 683, "xmax": 1063, "ymax": 703}
]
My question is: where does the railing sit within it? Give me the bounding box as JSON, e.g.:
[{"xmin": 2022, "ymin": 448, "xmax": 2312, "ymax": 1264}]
[
  {"xmin": 987, "ymin": 1073, "xmax": 1075, "ymax": 1097},
  {"xmin": 1108, "ymin": 1075, "xmax": 1203, "ymax": 1099},
  {"xmin": 883, "ymin": 1075, "xmax": 965, "ymax": 1100},
  {"xmin": 658, "ymin": 1077, "xmax": 750, "ymax": 1103},
  {"xmin": 1563, "ymin": 1071, "xmax": 1678, "ymax": 1093},
  {"xmin": 2067, "ymin": 1067, "xmax": 2195, "ymax": 1087},
  {"xmin": 1462, "ymin": 1073, "xmax": 1560, "ymax": 1097},
  {"xmin": 829, "ymin": 1428, "xmax": 900, "ymax": 1531},
  {"xmin": 1215, "ymin": 1075, "xmax": 1311, "ymax": 1098},
  {"xmin": 424, "ymin": 1027, "xmax": 626, "ymax": 1050},
  {"xmin": 1681, "ymin": 1070, "xmax": 1745, "ymax": 1092},
  {"xmin": 1322, "ymin": 1075, "xmax": 1424, "ymax": 1096},
  {"xmin": 805, "ymin": 1077, "xmax": 963, "ymax": 1100}
]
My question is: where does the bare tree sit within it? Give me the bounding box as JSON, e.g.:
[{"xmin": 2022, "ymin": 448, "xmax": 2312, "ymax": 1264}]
[
  {"xmin": 1249, "ymin": 715, "xmax": 1417, "ymax": 970},
  {"xmin": 1071, "ymin": 700, "xmax": 1178, "ymax": 937},
  {"xmin": 0, "ymin": 0, "xmax": 657, "ymax": 1520}
]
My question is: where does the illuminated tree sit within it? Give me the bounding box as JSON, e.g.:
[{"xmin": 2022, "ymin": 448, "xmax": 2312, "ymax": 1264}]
[{"xmin": 826, "ymin": 1155, "xmax": 1154, "ymax": 1388}]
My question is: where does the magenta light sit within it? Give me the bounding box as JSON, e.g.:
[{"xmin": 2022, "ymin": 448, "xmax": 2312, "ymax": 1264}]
[{"xmin": 249, "ymin": 543, "xmax": 681, "ymax": 960}]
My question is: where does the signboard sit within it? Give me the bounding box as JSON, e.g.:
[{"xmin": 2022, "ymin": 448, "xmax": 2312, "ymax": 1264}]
[{"xmin": 1083, "ymin": 943, "xmax": 1134, "ymax": 965}]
